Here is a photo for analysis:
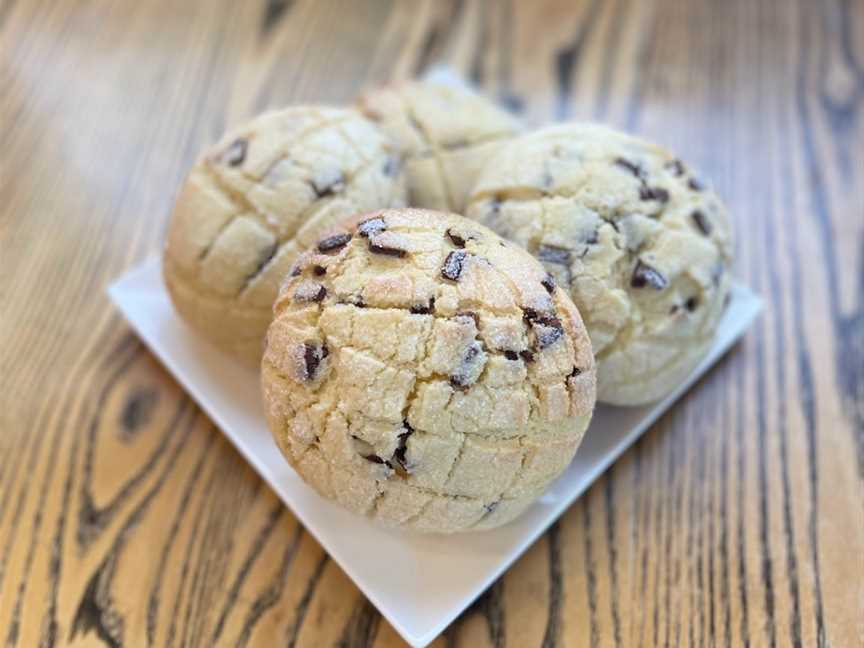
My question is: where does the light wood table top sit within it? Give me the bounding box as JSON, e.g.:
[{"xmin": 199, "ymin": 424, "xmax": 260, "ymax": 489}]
[{"xmin": 1, "ymin": 1, "xmax": 862, "ymax": 646}]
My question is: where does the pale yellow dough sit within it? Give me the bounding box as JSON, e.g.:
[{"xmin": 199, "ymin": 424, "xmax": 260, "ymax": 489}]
[
  {"xmin": 164, "ymin": 106, "xmax": 407, "ymax": 366},
  {"xmin": 261, "ymin": 208, "xmax": 597, "ymax": 532},
  {"xmin": 466, "ymin": 123, "xmax": 733, "ymax": 405}
]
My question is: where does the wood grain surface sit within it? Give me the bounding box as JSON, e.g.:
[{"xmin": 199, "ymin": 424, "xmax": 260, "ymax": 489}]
[{"xmin": 1, "ymin": 0, "xmax": 862, "ymax": 646}]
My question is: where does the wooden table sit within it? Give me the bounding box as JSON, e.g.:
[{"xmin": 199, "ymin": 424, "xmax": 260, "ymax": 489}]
[{"xmin": 2, "ymin": 1, "xmax": 862, "ymax": 646}]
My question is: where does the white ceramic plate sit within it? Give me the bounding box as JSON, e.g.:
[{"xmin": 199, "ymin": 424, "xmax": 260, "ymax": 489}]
[{"xmin": 108, "ymin": 257, "xmax": 761, "ymax": 647}]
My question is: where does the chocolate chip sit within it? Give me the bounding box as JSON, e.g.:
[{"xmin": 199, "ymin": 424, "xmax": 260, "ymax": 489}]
[
  {"xmin": 358, "ymin": 216, "xmax": 386, "ymax": 238},
  {"xmin": 504, "ymin": 350, "xmax": 519, "ymax": 361},
  {"xmin": 222, "ymin": 138, "xmax": 247, "ymax": 167},
  {"xmin": 523, "ymin": 309, "xmax": 564, "ymax": 348},
  {"xmin": 631, "ymin": 260, "xmax": 668, "ymax": 289},
  {"xmin": 688, "ymin": 177, "xmax": 705, "ymax": 191},
  {"xmin": 441, "ymin": 250, "xmax": 468, "ymax": 281},
  {"xmin": 368, "ymin": 241, "xmax": 407, "ymax": 257},
  {"xmin": 569, "ymin": 366, "xmax": 582, "ymax": 378},
  {"xmin": 541, "ymin": 274, "xmax": 556, "ymax": 294},
  {"xmin": 614, "ymin": 157, "xmax": 646, "ymax": 180},
  {"xmin": 392, "ymin": 423, "xmax": 413, "ymax": 473},
  {"xmin": 519, "ymin": 349, "xmax": 535, "ymax": 363},
  {"xmin": 691, "ymin": 210, "xmax": 712, "ymax": 236},
  {"xmin": 339, "ymin": 295, "xmax": 366, "ymax": 308},
  {"xmin": 317, "ymin": 232, "xmax": 352, "ymax": 253},
  {"xmin": 293, "ymin": 282, "xmax": 327, "ymax": 303},
  {"xmin": 410, "ymin": 298, "xmax": 435, "ymax": 314},
  {"xmin": 537, "ymin": 245, "xmax": 572, "ymax": 266},
  {"xmin": 685, "ymin": 296, "xmax": 699, "ymax": 311},
  {"xmin": 665, "ymin": 159, "xmax": 686, "ymax": 177},
  {"xmin": 449, "ymin": 342, "xmax": 485, "ymax": 390},
  {"xmin": 382, "ymin": 155, "xmax": 401, "ymax": 177},
  {"xmin": 313, "ymin": 265, "xmax": 326, "ymax": 276},
  {"xmin": 301, "ymin": 342, "xmax": 328, "ymax": 381},
  {"xmin": 311, "ymin": 171, "xmax": 344, "ymax": 198},
  {"xmin": 640, "ymin": 186, "xmax": 670, "ymax": 203},
  {"xmin": 446, "ymin": 228, "xmax": 466, "ymax": 248},
  {"xmin": 532, "ymin": 315, "xmax": 564, "ymax": 348},
  {"xmin": 456, "ymin": 311, "xmax": 479, "ymax": 327}
]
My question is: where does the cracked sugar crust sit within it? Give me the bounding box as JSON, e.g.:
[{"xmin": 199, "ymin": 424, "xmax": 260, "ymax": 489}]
[
  {"xmin": 465, "ymin": 123, "xmax": 734, "ymax": 406},
  {"xmin": 163, "ymin": 106, "xmax": 407, "ymax": 366},
  {"xmin": 358, "ymin": 80, "xmax": 521, "ymax": 214},
  {"xmin": 261, "ymin": 208, "xmax": 596, "ymax": 533}
]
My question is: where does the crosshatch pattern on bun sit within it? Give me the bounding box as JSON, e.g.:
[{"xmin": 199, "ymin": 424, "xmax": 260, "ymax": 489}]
[
  {"xmin": 358, "ymin": 81, "xmax": 521, "ymax": 213},
  {"xmin": 261, "ymin": 208, "xmax": 596, "ymax": 533},
  {"xmin": 163, "ymin": 106, "xmax": 407, "ymax": 366},
  {"xmin": 466, "ymin": 123, "xmax": 733, "ymax": 406}
]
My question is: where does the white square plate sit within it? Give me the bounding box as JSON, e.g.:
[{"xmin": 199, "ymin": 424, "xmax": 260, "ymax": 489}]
[{"xmin": 108, "ymin": 257, "xmax": 761, "ymax": 647}]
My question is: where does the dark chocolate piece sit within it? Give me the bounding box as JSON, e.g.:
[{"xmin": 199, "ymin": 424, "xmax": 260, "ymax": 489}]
[
  {"xmin": 691, "ymin": 210, "xmax": 712, "ymax": 236},
  {"xmin": 301, "ymin": 342, "xmax": 328, "ymax": 381},
  {"xmin": 441, "ymin": 250, "xmax": 468, "ymax": 281},
  {"xmin": 294, "ymin": 282, "xmax": 327, "ymax": 302},
  {"xmin": 313, "ymin": 265, "xmax": 326, "ymax": 276},
  {"xmin": 631, "ymin": 260, "xmax": 668, "ymax": 290},
  {"xmin": 317, "ymin": 232, "xmax": 352, "ymax": 253},
  {"xmin": 665, "ymin": 159, "xmax": 686, "ymax": 176},
  {"xmin": 358, "ymin": 216, "xmax": 386, "ymax": 238},
  {"xmin": 339, "ymin": 295, "xmax": 366, "ymax": 308},
  {"xmin": 456, "ymin": 311, "xmax": 479, "ymax": 327},
  {"xmin": 311, "ymin": 171, "xmax": 344, "ymax": 198},
  {"xmin": 685, "ymin": 296, "xmax": 699, "ymax": 311},
  {"xmin": 640, "ymin": 186, "xmax": 670, "ymax": 203},
  {"xmin": 532, "ymin": 315, "xmax": 564, "ymax": 349},
  {"xmin": 523, "ymin": 309, "xmax": 564, "ymax": 348},
  {"xmin": 541, "ymin": 273, "xmax": 556, "ymax": 294},
  {"xmin": 568, "ymin": 366, "xmax": 582, "ymax": 378},
  {"xmin": 392, "ymin": 422, "xmax": 413, "ymax": 472},
  {"xmin": 410, "ymin": 297, "xmax": 435, "ymax": 315},
  {"xmin": 446, "ymin": 228, "xmax": 466, "ymax": 248},
  {"xmin": 614, "ymin": 157, "xmax": 646, "ymax": 180},
  {"xmin": 222, "ymin": 138, "xmax": 247, "ymax": 167},
  {"xmin": 368, "ymin": 241, "xmax": 407, "ymax": 257},
  {"xmin": 519, "ymin": 349, "xmax": 535, "ymax": 363},
  {"xmin": 537, "ymin": 245, "xmax": 572, "ymax": 266},
  {"xmin": 382, "ymin": 155, "xmax": 401, "ymax": 177},
  {"xmin": 449, "ymin": 342, "xmax": 483, "ymax": 389},
  {"xmin": 504, "ymin": 350, "xmax": 519, "ymax": 361}
]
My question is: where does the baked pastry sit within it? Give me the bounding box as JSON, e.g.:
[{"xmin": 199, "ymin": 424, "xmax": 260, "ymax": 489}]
[
  {"xmin": 262, "ymin": 208, "xmax": 596, "ymax": 532},
  {"xmin": 164, "ymin": 106, "xmax": 406, "ymax": 366},
  {"xmin": 358, "ymin": 80, "xmax": 520, "ymax": 213},
  {"xmin": 466, "ymin": 123, "xmax": 733, "ymax": 405}
]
